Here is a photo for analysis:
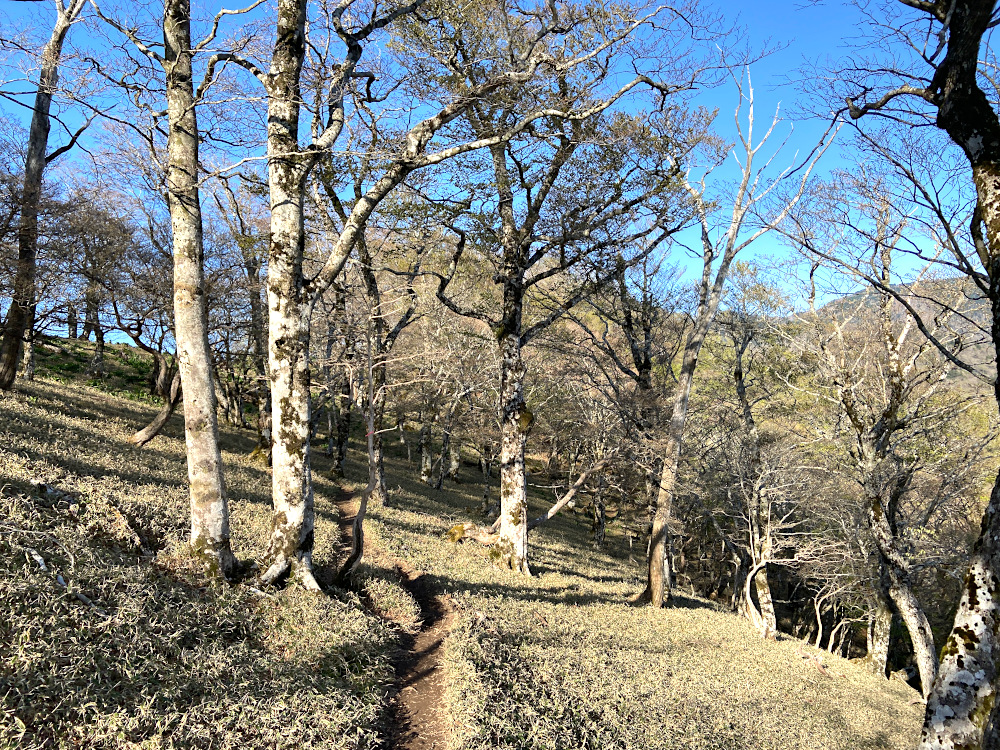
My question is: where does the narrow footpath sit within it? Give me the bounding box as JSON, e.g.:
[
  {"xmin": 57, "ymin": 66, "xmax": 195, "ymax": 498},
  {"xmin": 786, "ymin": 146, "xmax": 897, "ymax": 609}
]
[{"xmin": 334, "ymin": 491, "xmax": 456, "ymax": 750}]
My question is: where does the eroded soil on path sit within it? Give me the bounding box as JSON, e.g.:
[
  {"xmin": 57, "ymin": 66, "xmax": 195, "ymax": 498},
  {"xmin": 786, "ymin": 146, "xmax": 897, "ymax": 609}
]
[{"xmin": 335, "ymin": 491, "xmax": 456, "ymax": 750}]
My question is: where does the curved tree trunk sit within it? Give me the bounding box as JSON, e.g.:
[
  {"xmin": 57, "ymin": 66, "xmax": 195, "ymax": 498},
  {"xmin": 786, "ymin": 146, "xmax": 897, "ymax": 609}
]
[
  {"xmin": 131, "ymin": 369, "xmax": 182, "ymax": 447},
  {"xmin": 867, "ymin": 491, "xmax": 938, "ymax": 697},
  {"xmin": 753, "ymin": 566, "xmax": 777, "ymax": 637}
]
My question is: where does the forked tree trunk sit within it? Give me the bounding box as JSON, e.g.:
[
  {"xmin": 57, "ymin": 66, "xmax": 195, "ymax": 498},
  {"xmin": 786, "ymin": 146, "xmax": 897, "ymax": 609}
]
[
  {"xmin": 741, "ymin": 563, "xmax": 776, "ymax": 639},
  {"xmin": 163, "ymin": 0, "xmax": 235, "ymax": 578},
  {"xmin": 0, "ymin": 0, "xmax": 84, "ymax": 389},
  {"xmin": 866, "ymin": 484, "xmax": 938, "ymax": 697},
  {"xmin": 148, "ymin": 350, "xmax": 173, "ymax": 398}
]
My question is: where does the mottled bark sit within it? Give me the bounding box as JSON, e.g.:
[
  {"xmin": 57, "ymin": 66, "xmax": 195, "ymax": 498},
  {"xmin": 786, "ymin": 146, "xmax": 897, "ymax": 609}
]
[
  {"xmin": 447, "ymin": 445, "xmax": 461, "ymax": 482},
  {"xmin": 0, "ymin": 0, "xmax": 84, "ymax": 389},
  {"xmin": 259, "ymin": 0, "xmax": 318, "ymax": 589},
  {"xmin": 66, "ymin": 304, "xmax": 78, "ymax": 339},
  {"xmin": 20, "ymin": 302, "xmax": 35, "ymax": 381},
  {"xmin": 844, "ymin": 3, "xmax": 1000, "ymax": 744},
  {"xmin": 868, "ymin": 594, "xmax": 893, "ymax": 679},
  {"xmin": 163, "ymin": 0, "xmax": 235, "ymax": 578},
  {"xmin": 497, "ymin": 328, "xmax": 531, "ymax": 574},
  {"xmin": 753, "ymin": 566, "xmax": 777, "ymax": 637}
]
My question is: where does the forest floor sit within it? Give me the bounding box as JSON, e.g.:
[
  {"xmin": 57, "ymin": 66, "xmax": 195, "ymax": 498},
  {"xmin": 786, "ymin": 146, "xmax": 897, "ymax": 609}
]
[{"xmin": 1, "ymin": 337, "xmax": 926, "ymax": 750}]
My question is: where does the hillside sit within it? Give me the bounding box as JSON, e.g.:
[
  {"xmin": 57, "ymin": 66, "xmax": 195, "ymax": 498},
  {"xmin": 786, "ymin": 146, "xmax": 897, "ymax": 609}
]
[{"xmin": 1, "ymin": 340, "xmax": 924, "ymax": 750}]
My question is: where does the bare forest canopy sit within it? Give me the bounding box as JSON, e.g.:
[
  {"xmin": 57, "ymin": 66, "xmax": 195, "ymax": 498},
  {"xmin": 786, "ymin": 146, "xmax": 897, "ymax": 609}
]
[{"xmin": 4, "ymin": 1, "xmax": 1000, "ymax": 749}]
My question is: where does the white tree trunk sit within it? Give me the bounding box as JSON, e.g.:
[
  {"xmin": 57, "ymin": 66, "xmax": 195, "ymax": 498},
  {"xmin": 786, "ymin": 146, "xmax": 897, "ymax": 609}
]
[{"xmin": 258, "ymin": 0, "xmax": 319, "ymax": 590}]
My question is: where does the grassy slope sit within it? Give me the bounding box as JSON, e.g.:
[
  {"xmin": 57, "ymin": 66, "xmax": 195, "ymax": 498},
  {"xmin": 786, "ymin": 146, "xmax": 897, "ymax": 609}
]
[
  {"xmin": 1, "ymin": 338, "xmax": 923, "ymax": 749},
  {"xmin": 1, "ymin": 340, "xmax": 395, "ymax": 750},
  {"xmin": 348, "ymin": 446, "xmax": 924, "ymax": 750}
]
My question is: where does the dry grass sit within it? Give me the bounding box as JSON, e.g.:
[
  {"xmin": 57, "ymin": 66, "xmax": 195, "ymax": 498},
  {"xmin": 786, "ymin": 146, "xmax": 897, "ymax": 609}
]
[
  {"xmin": 0, "ymin": 362, "xmax": 395, "ymax": 750},
  {"xmin": 340, "ymin": 441, "xmax": 925, "ymax": 750},
  {"xmin": 1, "ymin": 342, "xmax": 925, "ymax": 749}
]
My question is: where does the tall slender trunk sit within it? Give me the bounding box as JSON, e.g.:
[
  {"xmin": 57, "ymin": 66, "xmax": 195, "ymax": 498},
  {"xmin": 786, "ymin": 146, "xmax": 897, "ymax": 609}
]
[
  {"xmin": 814, "ymin": 597, "xmax": 826, "ymax": 649},
  {"xmin": 645, "ymin": 285, "xmax": 717, "ymax": 606},
  {"xmin": 163, "ymin": 0, "xmax": 235, "ymax": 578},
  {"xmin": 647, "ymin": 434, "xmax": 678, "ymax": 605},
  {"xmin": 436, "ymin": 396, "xmax": 461, "ymax": 490},
  {"xmin": 370, "ymin": 363, "xmax": 387, "ymax": 504},
  {"xmin": 334, "ymin": 375, "xmax": 351, "ymax": 476},
  {"xmin": 592, "ymin": 476, "xmax": 606, "ymax": 547},
  {"xmin": 730, "ymin": 551, "xmax": 749, "ymax": 611},
  {"xmin": 0, "ymin": 0, "xmax": 83, "ymax": 389},
  {"xmin": 260, "ymin": 0, "xmax": 318, "ymax": 589},
  {"xmin": 481, "ymin": 454, "xmax": 495, "ymax": 515},
  {"xmin": 246, "ymin": 251, "xmax": 270, "ymax": 453}
]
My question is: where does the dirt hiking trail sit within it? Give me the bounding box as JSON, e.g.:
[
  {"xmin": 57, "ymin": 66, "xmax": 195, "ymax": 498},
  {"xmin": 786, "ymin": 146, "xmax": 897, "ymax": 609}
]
[{"xmin": 335, "ymin": 491, "xmax": 456, "ymax": 750}]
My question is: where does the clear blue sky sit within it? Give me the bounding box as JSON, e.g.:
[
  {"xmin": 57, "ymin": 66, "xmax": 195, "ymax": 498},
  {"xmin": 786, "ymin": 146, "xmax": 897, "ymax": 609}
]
[{"xmin": 0, "ymin": 0, "xmax": 874, "ymax": 302}]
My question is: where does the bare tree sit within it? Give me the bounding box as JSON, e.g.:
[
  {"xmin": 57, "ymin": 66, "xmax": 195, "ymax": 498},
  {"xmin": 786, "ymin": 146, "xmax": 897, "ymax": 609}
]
[
  {"xmin": 641, "ymin": 74, "xmax": 834, "ymax": 607},
  {"xmin": 89, "ymin": 0, "xmax": 268, "ymax": 577},
  {"xmin": 432, "ymin": 5, "xmax": 713, "ymax": 572},
  {"xmin": 835, "ymin": 3, "xmax": 1000, "ymax": 738}
]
